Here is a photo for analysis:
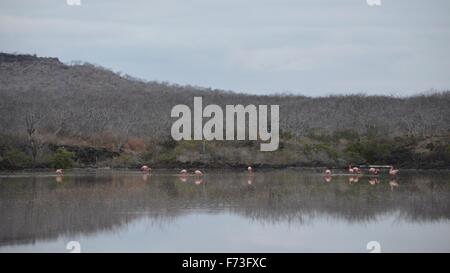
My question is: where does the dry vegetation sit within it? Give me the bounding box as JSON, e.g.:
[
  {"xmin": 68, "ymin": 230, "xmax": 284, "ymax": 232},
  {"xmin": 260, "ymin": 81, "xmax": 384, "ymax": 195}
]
[{"xmin": 0, "ymin": 53, "xmax": 449, "ymax": 169}]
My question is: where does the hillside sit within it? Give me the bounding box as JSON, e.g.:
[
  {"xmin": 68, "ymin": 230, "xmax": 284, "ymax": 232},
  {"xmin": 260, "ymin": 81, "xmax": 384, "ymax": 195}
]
[{"xmin": 0, "ymin": 53, "xmax": 449, "ymax": 169}]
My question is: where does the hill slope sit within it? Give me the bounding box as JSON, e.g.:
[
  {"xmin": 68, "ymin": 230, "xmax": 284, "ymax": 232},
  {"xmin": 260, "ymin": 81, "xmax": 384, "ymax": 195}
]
[{"xmin": 0, "ymin": 53, "xmax": 449, "ymax": 169}]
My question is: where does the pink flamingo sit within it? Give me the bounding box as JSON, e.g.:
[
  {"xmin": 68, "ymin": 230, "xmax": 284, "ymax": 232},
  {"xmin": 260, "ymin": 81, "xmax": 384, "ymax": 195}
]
[
  {"xmin": 325, "ymin": 168, "xmax": 332, "ymax": 175},
  {"xmin": 194, "ymin": 170, "xmax": 203, "ymax": 176},
  {"xmin": 389, "ymin": 166, "xmax": 399, "ymax": 176},
  {"xmin": 55, "ymin": 169, "xmax": 63, "ymax": 175},
  {"xmin": 141, "ymin": 165, "xmax": 151, "ymax": 172},
  {"xmin": 352, "ymin": 166, "xmax": 361, "ymax": 174},
  {"xmin": 180, "ymin": 169, "xmax": 188, "ymax": 175},
  {"xmin": 247, "ymin": 166, "xmax": 254, "ymax": 176},
  {"xmin": 348, "ymin": 165, "xmax": 354, "ymax": 174},
  {"xmin": 369, "ymin": 167, "xmax": 380, "ymax": 175}
]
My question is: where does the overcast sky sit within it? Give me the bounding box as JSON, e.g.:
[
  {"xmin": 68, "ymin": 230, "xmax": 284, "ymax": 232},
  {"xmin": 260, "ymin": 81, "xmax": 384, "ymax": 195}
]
[{"xmin": 1, "ymin": 0, "xmax": 449, "ymax": 96}]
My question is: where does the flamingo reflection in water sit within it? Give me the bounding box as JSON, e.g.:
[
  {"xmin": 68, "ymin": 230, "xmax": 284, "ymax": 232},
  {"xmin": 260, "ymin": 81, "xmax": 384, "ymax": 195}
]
[
  {"xmin": 247, "ymin": 173, "xmax": 254, "ymax": 185},
  {"xmin": 369, "ymin": 178, "xmax": 380, "ymax": 185},
  {"xmin": 142, "ymin": 173, "xmax": 150, "ymax": 182},
  {"xmin": 195, "ymin": 178, "xmax": 203, "ymax": 185},
  {"xmin": 348, "ymin": 176, "xmax": 359, "ymax": 184},
  {"xmin": 389, "ymin": 180, "xmax": 399, "ymax": 191},
  {"xmin": 178, "ymin": 176, "xmax": 188, "ymax": 183}
]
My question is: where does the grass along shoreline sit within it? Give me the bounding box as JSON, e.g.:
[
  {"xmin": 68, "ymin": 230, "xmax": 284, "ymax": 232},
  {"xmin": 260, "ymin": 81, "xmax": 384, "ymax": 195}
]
[{"xmin": 1, "ymin": 132, "xmax": 449, "ymax": 171}]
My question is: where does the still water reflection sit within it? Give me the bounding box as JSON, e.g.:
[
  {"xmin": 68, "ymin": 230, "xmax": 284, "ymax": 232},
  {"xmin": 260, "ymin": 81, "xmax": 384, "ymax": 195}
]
[{"xmin": 0, "ymin": 169, "xmax": 449, "ymax": 252}]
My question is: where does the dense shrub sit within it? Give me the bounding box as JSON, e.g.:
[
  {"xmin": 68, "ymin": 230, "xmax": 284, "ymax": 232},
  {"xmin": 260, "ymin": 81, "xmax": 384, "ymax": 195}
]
[
  {"xmin": 52, "ymin": 148, "xmax": 75, "ymax": 169},
  {"xmin": 0, "ymin": 148, "xmax": 32, "ymax": 169},
  {"xmin": 345, "ymin": 139, "xmax": 393, "ymax": 164},
  {"xmin": 111, "ymin": 153, "xmax": 142, "ymax": 168}
]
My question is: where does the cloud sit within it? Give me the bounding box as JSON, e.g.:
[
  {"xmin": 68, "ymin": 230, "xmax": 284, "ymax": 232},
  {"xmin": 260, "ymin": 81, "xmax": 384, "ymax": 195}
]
[
  {"xmin": 228, "ymin": 45, "xmax": 366, "ymax": 72},
  {"xmin": 0, "ymin": 0, "xmax": 450, "ymax": 95}
]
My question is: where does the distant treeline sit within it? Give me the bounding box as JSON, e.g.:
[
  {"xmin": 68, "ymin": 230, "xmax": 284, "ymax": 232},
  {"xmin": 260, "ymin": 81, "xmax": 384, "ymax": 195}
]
[{"xmin": 0, "ymin": 53, "xmax": 449, "ymax": 169}]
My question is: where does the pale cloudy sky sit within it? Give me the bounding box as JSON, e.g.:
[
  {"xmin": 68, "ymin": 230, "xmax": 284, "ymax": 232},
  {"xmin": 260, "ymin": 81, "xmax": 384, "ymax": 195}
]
[{"xmin": 1, "ymin": 0, "xmax": 449, "ymax": 96}]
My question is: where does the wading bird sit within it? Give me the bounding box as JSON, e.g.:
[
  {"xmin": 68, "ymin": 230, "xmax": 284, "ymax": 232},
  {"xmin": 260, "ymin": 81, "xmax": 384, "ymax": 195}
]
[
  {"xmin": 247, "ymin": 166, "xmax": 254, "ymax": 176},
  {"xmin": 348, "ymin": 165, "xmax": 355, "ymax": 174},
  {"xmin": 194, "ymin": 170, "xmax": 203, "ymax": 176},
  {"xmin": 141, "ymin": 165, "xmax": 151, "ymax": 172},
  {"xmin": 352, "ymin": 166, "xmax": 361, "ymax": 174},
  {"xmin": 180, "ymin": 169, "xmax": 188, "ymax": 174},
  {"xmin": 389, "ymin": 166, "xmax": 399, "ymax": 176},
  {"xmin": 55, "ymin": 169, "xmax": 63, "ymax": 175}
]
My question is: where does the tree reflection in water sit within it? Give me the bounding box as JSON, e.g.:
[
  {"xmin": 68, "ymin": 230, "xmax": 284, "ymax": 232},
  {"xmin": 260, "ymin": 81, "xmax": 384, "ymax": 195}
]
[{"xmin": 0, "ymin": 169, "xmax": 449, "ymax": 247}]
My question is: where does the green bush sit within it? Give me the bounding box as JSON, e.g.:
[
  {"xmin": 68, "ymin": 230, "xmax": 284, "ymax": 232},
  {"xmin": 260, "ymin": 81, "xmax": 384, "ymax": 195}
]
[
  {"xmin": 0, "ymin": 148, "xmax": 32, "ymax": 169},
  {"xmin": 333, "ymin": 130, "xmax": 360, "ymax": 142},
  {"xmin": 52, "ymin": 147, "xmax": 75, "ymax": 169},
  {"xmin": 112, "ymin": 153, "xmax": 132, "ymax": 167},
  {"xmin": 345, "ymin": 139, "xmax": 393, "ymax": 164},
  {"xmin": 158, "ymin": 150, "xmax": 177, "ymax": 163},
  {"xmin": 312, "ymin": 143, "xmax": 339, "ymax": 160}
]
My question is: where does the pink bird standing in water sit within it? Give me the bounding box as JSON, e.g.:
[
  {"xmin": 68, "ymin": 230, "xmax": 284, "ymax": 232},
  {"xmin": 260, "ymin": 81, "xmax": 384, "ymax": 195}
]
[
  {"xmin": 352, "ymin": 166, "xmax": 361, "ymax": 174},
  {"xmin": 389, "ymin": 166, "xmax": 399, "ymax": 176},
  {"xmin": 348, "ymin": 165, "xmax": 354, "ymax": 174},
  {"xmin": 247, "ymin": 166, "xmax": 254, "ymax": 176}
]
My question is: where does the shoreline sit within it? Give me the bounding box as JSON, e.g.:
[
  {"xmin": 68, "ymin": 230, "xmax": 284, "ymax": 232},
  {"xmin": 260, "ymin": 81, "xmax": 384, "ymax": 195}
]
[{"xmin": 1, "ymin": 166, "xmax": 449, "ymax": 174}]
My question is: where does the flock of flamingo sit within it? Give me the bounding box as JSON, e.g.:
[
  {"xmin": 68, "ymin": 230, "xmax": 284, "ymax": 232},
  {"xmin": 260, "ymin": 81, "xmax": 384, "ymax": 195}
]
[
  {"xmin": 54, "ymin": 164, "xmax": 400, "ymax": 188},
  {"xmin": 323, "ymin": 165, "xmax": 400, "ymax": 189},
  {"xmin": 140, "ymin": 165, "xmax": 255, "ymax": 177},
  {"xmin": 55, "ymin": 164, "xmax": 398, "ymax": 178}
]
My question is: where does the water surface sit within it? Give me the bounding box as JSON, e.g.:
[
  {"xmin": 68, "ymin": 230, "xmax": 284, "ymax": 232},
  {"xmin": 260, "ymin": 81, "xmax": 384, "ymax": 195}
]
[{"xmin": 0, "ymin": 169, "xmax": 449, "ymax": 252}]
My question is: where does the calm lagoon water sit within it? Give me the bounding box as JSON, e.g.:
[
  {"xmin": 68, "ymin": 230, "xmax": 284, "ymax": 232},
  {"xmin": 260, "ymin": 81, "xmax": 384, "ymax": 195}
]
[{"xmin": 0, "ymin": 169, "xmax": 449, "ymax": 253}]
